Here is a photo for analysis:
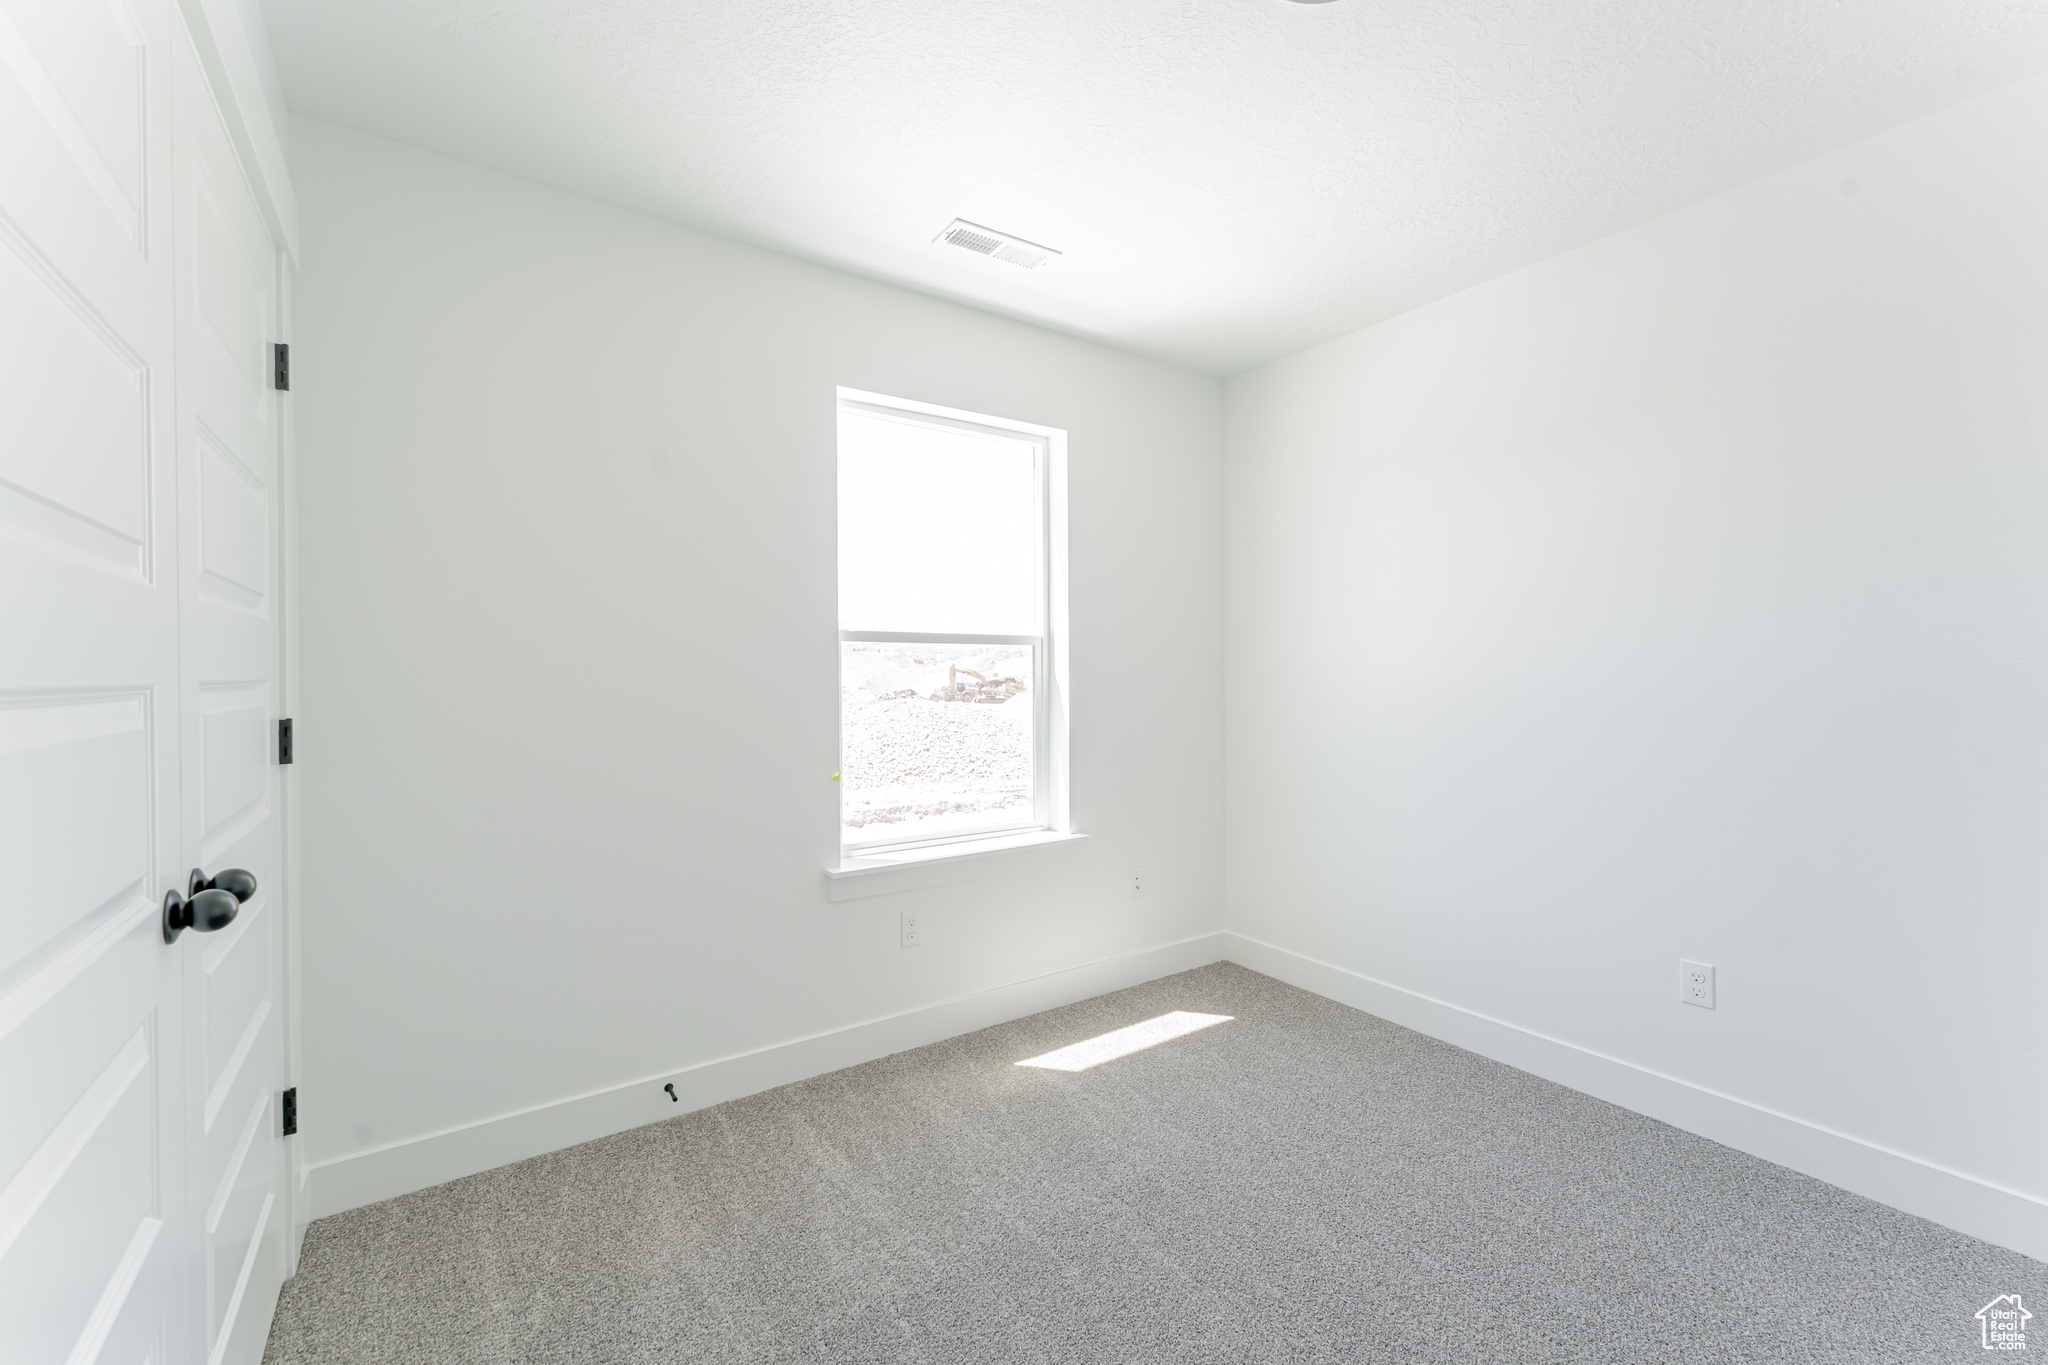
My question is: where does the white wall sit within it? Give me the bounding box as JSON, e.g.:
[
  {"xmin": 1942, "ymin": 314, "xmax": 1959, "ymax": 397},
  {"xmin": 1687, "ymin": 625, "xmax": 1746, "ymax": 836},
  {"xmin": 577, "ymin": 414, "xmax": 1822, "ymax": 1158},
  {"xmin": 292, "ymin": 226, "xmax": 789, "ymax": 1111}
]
[
  {"xmin": 291, "ymin": 118, "xmax": 1223, "ymax": 1214},
  {"xmin": 1224, "ymin": 74, "xmax": 2048, "ymax": 1259}
]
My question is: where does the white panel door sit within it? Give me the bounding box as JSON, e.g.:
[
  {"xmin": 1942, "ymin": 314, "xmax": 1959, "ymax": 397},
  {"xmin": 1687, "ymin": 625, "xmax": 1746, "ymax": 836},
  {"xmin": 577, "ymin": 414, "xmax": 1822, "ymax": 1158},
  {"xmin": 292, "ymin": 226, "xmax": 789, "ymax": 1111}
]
[
  {"xmin": 170, "ymin": 23, "xmax": 288, "ymax": 1365},
  {"xmin": 0, "ymin": 2, "xmax": 188, "ymax": 1364}
]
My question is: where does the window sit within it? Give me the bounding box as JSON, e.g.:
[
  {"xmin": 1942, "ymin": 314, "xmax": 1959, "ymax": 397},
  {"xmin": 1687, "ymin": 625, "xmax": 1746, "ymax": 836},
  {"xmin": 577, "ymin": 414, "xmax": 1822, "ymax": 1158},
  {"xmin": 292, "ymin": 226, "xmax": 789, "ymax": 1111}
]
[{"xmin": 837, "ymin": 389, "xmax": 1067, "ymax": 856}]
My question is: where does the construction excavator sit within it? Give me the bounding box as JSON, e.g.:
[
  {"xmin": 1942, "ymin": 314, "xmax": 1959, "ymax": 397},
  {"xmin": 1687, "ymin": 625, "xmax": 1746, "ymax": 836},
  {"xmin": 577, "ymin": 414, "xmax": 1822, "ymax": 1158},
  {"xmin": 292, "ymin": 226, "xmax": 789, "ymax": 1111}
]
[{"xmin": 939, "ymin": 664, "xmax": 1026, "ymax": 703}]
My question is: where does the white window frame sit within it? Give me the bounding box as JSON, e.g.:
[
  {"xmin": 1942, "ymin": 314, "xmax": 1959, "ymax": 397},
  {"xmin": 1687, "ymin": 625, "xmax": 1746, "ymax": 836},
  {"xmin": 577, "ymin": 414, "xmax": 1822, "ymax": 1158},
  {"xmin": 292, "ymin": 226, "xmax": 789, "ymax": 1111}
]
[{"xmin": 836, "ymin": 387, "xmax": 1070, "ymax": 859}]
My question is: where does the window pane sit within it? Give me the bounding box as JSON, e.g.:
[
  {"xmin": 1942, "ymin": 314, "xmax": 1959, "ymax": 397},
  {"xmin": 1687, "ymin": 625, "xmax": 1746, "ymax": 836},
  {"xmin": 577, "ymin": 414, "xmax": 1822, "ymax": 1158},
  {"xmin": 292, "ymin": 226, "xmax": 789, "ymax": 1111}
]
[
  {"xmin": 841, "ymin": 641, "xmax": 1034, "ymax": 845},
  {"xmin": 838, "ymin": 410, "xmax": 1038, "ymax": 635}
]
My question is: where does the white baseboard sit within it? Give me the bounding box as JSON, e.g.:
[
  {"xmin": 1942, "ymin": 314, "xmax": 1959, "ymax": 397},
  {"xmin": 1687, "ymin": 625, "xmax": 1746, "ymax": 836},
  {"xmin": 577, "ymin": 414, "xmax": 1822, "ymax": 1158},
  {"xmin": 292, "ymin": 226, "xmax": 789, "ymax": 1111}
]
[
  {"xmin": 308, "ymin": 932, "xmax": 1226, "ymax": 1219},
  {"xmin": 1223, "ymin": 931, "xmax": 2048, "ymax": 1264}
]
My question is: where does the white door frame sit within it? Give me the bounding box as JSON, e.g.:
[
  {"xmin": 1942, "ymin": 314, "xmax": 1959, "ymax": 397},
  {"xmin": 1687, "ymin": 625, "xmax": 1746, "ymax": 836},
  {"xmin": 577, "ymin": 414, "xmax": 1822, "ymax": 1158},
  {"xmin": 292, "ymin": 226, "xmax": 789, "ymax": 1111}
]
[{"xmin": 171, "ymin": 0, "xmax": 304, "ymax": 1273}]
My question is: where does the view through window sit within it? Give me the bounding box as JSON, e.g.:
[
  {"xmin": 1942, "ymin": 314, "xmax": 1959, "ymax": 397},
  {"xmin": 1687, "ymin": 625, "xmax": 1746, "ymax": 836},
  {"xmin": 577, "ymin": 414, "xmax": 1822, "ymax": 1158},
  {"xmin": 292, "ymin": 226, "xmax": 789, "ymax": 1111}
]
[{"xmin": 838, "ymin": 396, "xmax": 1057, "ymax": 851}]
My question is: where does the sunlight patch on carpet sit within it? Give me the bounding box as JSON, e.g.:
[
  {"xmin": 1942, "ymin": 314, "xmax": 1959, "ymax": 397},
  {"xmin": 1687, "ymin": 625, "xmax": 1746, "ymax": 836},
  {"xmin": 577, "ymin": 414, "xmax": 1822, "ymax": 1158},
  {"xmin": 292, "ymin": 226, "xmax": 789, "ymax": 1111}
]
[{"xmin": 1015, "ymin": 1012, "xmax": 1233, "ymax": 1072}]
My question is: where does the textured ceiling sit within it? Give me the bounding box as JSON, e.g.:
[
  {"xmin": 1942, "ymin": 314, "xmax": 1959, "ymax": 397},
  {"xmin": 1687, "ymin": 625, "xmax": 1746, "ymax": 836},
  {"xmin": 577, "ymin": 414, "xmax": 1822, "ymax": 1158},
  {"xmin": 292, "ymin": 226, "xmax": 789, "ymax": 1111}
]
[{"xmin": 259, "ymin": 0, "xmax": 2048, "ymax": 375}]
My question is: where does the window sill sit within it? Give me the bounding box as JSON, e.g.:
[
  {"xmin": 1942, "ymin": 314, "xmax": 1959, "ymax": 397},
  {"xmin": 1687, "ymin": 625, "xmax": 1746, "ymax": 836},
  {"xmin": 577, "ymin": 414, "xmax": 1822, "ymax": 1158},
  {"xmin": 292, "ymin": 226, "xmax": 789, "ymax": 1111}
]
[{"xmin": 826, "ymin": 830, "xmax": 1087, "ymax": 902}]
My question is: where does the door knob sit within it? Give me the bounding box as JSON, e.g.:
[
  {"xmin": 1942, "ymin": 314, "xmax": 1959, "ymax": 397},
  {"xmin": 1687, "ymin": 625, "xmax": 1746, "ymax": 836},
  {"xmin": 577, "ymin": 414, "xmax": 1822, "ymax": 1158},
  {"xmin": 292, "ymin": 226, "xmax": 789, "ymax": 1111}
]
[
  {"xmin": 190, "ymin": 867, "xmax": 258, "ymax": 903},
  {"xmin": 162, "ymin": 868, "xmax": 256, "ymax": 943}
]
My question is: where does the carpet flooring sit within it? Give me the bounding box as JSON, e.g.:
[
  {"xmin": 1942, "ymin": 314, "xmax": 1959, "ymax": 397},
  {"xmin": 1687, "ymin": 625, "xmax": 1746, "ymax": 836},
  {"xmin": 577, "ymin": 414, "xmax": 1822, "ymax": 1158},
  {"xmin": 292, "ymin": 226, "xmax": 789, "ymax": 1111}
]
[{"xmin": 264, "ymin": 963, "xmax": 2045, "ymax": 1363}]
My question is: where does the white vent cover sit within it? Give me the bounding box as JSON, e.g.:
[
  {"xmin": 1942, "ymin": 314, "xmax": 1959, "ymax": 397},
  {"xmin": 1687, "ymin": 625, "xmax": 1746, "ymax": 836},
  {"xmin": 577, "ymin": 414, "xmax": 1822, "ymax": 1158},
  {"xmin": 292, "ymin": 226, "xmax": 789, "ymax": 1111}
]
[{"xmin": 935, "ymin": 219, "xmax": 1061, "ymax": 269}]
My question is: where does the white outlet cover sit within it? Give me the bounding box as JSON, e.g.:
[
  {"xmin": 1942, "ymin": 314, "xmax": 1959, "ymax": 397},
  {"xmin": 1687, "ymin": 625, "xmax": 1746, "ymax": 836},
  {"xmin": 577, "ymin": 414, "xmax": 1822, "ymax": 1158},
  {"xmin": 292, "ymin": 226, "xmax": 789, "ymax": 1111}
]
[
  {"xmin": 901, "ymin": 911, "xmax": 921, "ymax": 948},
  {"xmin": 1680, "ymin": 959, "xmax": 1715, "ymax": 1009}
]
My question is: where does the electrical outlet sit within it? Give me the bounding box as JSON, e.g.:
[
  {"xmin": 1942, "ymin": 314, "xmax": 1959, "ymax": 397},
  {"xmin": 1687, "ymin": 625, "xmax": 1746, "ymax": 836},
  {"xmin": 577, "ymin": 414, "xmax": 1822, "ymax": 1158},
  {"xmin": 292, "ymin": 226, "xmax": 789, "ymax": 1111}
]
[
  {"xmin": 900, "ymin": 911, "xmax": 921, "ymax": 948},
  {"xmin": 1680, "ymin": 959, "xmax": 1715, "ymax": 1009},
  {"xmin": 1130, "ymin": 865, "xmax": 1144, "ymax": 897}
]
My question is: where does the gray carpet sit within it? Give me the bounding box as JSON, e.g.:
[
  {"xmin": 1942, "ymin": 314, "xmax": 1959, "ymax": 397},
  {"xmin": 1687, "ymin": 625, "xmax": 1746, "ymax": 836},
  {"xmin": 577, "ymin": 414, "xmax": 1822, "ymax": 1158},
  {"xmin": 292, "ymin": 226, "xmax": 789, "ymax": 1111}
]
[{"xmin": 265, "ymin": 963, "xmax": 2044, "ymax": 1364}]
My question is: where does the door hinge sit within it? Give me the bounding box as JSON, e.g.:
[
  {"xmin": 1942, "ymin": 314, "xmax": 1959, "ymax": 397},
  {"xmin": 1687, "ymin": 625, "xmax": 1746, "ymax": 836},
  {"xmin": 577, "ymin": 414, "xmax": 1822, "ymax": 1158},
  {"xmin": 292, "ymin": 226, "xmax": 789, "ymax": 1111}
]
[
  {"xmin": 278, "ymin": 718, "xmax": 293, "ymax": 765},
  {"xmin": 282, "ymin": 1087, "xmax": 298, "ymax": 1136},
  {"xmin": 273, "ymin": 342, "xmax": 290, "ymax": 391}
]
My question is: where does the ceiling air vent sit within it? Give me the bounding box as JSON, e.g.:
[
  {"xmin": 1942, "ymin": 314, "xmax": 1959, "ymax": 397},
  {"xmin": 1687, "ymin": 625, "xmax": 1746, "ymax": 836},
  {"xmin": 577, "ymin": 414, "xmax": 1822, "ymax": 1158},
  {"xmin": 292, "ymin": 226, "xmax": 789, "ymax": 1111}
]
[{"xmin": 935, "ymin": 219, "xmax": 1061, "ymax": 269}]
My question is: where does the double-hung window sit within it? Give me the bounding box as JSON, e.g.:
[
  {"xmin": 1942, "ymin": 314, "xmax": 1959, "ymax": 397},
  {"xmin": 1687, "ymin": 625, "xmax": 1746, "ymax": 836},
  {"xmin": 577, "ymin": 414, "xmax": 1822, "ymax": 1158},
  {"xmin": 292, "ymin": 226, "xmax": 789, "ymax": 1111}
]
[{"xmin": 837, "ymin": 389, "xmax": 1068, "ymax": 857}]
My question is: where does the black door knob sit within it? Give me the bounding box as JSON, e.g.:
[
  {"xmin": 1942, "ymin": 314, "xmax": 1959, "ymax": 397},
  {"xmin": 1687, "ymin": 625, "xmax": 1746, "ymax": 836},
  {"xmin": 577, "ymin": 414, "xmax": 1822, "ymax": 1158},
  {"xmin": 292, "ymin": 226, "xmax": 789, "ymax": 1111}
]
[
  {"xmin": 163, "ymin": 868, "xmax": 256, "ymax": 943},
  {"xmin": 189, "ymin": 867, "xmax": 258, "ymax": 903}
]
